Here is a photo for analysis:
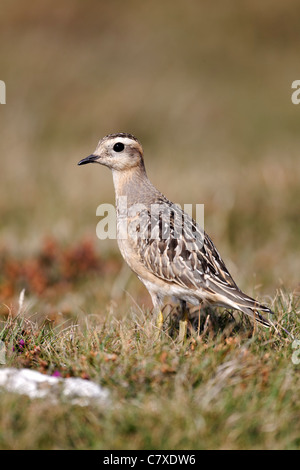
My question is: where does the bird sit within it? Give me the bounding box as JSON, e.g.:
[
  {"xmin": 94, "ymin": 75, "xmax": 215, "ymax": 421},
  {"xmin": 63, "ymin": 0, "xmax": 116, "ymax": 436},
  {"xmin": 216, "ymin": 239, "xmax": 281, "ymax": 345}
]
[{"xmin": 78, "ymin": 132, "xmax": 273, "ymax": 330}]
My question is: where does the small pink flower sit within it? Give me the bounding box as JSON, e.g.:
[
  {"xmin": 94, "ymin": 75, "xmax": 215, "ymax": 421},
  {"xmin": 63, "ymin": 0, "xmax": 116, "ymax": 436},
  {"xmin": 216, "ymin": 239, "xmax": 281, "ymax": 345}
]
[
  {"xmin": 13, "ymin": 339, "xmax": 25, "ymax": 352},
  {"xmin": 52, "ymin": 371, "xmax": 62, "ymax": 377}
]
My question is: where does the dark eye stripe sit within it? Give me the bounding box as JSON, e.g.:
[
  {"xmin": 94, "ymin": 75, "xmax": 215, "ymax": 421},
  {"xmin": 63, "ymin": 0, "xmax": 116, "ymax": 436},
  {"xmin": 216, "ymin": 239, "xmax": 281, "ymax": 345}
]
[{"xmin": 113, "ymin": 142, "xmax": 125, "ymax": 152}]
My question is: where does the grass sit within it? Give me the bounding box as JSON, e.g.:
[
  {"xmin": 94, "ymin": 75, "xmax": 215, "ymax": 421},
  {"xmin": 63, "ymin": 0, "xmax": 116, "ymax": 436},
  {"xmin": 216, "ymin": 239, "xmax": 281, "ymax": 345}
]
[
  {"xmin": 1, "ymin": 0, "xmax": 300, "ymax": 450},
  {"xmin": 0, "ymin": 250, "xmax": 299, "ymax": 450}
]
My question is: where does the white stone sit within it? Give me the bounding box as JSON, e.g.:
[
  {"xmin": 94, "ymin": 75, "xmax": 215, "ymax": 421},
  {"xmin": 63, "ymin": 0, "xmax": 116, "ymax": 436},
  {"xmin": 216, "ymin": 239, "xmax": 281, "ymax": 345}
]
[{"xmin": 0, "ymin": 368, "xmax": 109, "ymax": 406}]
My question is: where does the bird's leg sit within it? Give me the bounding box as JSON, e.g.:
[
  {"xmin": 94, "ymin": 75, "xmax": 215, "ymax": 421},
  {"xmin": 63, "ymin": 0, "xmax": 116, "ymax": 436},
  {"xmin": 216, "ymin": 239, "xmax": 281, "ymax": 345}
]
[
  {"xmin": 156, "ymin": 309, "xmax": 164, "ymax": 330},
  {"xmin": 150, "ymin": 292, "xmax": 164, "ymax": 330},
  {"xmin": 179, "ymin": 300, "xmax": 188, "ymax": 320},
  {"xmin": 178, "ymin": 300, "xmax": 188, "ymax": 341}
]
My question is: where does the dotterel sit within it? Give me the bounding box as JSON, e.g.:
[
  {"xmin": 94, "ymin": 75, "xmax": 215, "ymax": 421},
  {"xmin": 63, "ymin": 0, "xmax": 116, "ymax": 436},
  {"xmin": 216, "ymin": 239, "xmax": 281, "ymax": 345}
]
[{"xmin": 78, "ymin": 133, "xmax": 273, "ymax": 329}]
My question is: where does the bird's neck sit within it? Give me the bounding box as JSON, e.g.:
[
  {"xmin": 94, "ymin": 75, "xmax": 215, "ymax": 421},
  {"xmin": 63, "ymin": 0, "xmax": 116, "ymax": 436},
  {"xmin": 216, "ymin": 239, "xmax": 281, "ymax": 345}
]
[{"xmin": 112, "ymin": 165, "xmax": 159, "ymax": 208}]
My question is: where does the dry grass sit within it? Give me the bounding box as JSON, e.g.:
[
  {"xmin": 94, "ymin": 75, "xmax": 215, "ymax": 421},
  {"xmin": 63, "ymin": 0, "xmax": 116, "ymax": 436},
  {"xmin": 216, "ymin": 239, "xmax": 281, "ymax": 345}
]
[
  {"xmin": 0, "ymin": 0, "xmax": 300, "ymax": 449},
  {"xmin": 0, "ymin": 284, "xmax": 299, "ymax": 450}
]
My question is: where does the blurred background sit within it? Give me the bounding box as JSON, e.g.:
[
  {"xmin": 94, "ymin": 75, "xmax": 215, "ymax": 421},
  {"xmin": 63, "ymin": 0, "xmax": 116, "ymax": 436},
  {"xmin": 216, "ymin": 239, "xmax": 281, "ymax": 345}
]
[{"xmin": 0, "ymin": 0, "xmax": 299, "ymax": 318}]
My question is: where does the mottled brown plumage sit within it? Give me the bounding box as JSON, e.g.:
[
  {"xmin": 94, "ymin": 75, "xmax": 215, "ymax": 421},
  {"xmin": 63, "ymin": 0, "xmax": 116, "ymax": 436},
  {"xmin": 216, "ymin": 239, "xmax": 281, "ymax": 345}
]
[{"xmin": 78, "ymin": 133, "xmax": 273, "ymax": 327}]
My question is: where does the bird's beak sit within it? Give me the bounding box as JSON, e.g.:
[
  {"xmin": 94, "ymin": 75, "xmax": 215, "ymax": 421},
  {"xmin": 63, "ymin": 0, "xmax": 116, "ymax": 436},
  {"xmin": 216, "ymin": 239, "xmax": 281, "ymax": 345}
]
[{"xmin": 77, "ymin": 154, "xmax": 99, "ymax": 166}]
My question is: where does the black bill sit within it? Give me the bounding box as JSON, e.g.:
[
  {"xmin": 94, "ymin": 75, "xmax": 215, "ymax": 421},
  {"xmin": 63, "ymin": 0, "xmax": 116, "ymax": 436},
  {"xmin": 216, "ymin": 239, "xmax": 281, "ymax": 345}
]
[{"xmin": 77, "ymin": 154, "xmax": 98, "ymax": 165}]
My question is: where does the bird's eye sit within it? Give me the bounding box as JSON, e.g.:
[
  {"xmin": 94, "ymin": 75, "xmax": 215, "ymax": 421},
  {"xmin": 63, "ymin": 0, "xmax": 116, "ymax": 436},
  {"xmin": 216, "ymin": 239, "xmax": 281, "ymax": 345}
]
[{"xmin": 113, "ymin": 142, "xmax": 125, "ymax": 152}]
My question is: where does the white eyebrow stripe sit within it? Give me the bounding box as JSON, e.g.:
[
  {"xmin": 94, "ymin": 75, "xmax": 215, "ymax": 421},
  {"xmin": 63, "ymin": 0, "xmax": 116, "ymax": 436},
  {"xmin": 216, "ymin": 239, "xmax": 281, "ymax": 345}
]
[{"xmin": 109, "ymin": 137, "xmax": 137, "ymax": 147}]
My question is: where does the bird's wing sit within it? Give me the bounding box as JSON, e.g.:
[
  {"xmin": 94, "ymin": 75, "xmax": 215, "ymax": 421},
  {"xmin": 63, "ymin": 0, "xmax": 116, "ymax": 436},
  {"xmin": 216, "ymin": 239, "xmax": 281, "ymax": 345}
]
[
  {"xmin": 133, "ymin": 200, "xmax": 272, "ymax": 323},
  {"xmin": 133, "ymin": 200, "xmax": 236, "ymax": 291}
]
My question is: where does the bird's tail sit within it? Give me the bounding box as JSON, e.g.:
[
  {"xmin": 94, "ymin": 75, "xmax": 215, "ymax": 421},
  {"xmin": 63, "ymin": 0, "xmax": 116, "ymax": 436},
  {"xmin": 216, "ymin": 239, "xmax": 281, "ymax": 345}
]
[
  {"xmin": 238, "ymin": 301, "xmax": 273, "ymax": 328},
  {"xmin": 211, "ymin": 285, "xmax": 274, "ymax": 328},
  {"xmin": 206, "ymin": 280, "xmax": 293, "ymax": 335},
  {"xmin": 237, "ymin": 297, "xmax": 294, "ymax": 338},
  {"xmin": 221, "ymin": 290, "xmax": 295, "ymax": 337}
]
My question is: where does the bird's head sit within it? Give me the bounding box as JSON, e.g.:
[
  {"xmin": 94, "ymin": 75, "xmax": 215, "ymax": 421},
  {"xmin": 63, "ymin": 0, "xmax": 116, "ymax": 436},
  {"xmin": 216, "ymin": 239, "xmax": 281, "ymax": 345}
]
[{"xmin": 78, "ymin": 133, "xmax": 145, "ymax": 172}]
